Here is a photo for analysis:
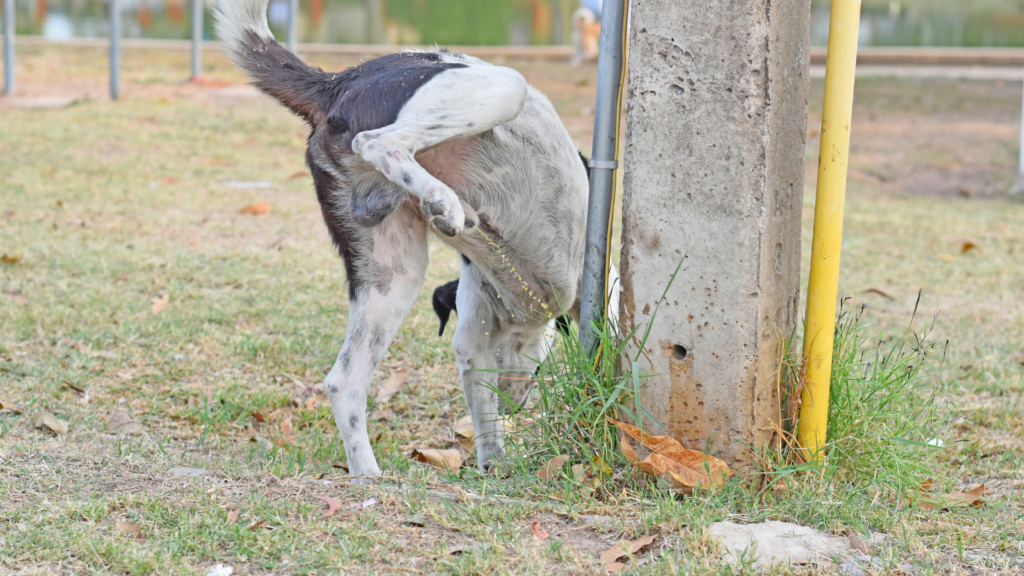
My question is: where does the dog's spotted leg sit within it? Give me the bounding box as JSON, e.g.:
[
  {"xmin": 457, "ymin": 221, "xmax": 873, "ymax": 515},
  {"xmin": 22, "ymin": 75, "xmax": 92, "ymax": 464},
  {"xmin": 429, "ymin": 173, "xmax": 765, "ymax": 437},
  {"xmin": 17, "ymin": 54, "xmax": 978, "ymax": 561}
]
[
  {"xmin": 351, "ymin": 64, "xmax": 528, "ymax": 237},
  {"xmin": 322, "ymin": 212, "xmax": 429, "ymax": 480},
  {"xmin": 451, "ymin": 261, "xmax": 557, "ymax": 470}
]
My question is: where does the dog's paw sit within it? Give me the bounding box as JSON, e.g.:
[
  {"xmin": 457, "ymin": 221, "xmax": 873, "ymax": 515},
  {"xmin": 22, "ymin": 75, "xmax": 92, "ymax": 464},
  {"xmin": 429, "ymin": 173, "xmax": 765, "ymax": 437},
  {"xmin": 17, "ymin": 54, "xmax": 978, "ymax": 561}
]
[{"xmin": 422, "ymin": 189, "xmax": 466, "ymax": 237}]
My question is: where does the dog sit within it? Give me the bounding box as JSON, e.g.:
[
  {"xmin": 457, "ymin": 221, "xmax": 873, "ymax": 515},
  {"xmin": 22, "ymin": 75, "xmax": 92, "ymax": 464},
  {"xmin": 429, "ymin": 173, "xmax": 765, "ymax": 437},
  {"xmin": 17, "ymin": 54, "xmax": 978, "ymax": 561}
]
[{"xmin": 214, "ymin": 0, "xmax": 616, "ymax": 478}]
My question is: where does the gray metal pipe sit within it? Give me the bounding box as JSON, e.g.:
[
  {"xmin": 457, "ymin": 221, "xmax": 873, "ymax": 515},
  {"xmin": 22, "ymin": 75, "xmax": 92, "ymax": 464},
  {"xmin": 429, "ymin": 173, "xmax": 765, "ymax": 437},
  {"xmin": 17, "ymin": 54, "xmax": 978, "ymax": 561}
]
[
  {"xmin": 109, "ymin": 0, "xmax": 121, "ymax": 100},
  {"xmin": 578, "ymin": 0, "xmax": 627, "ymax": 354},
  {"xmin": 3, "ymin": 0, "xmax": 13, "ymax": 94},
  {"xmin": 191, "ymin": 0, "xmax": 202, "ymax": 79},
  {"xmin": 287, "ymin": 0, "xmax": 297, "ymax": 53}
]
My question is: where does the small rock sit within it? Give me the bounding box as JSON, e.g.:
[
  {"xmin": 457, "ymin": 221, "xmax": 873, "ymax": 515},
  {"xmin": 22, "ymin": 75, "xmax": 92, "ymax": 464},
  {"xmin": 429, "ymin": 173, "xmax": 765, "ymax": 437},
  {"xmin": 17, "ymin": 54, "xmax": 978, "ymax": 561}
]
[
  {"xmin": 709, "ymin": 520, "xmax": 851, "ymax": 569},
  {"xmin": 169, "ymin": 466, "xmax": 213, "ymax": 478},
  {"xmin": 206, "ymin": 564, "xmax": 233, "ymax": 576}
]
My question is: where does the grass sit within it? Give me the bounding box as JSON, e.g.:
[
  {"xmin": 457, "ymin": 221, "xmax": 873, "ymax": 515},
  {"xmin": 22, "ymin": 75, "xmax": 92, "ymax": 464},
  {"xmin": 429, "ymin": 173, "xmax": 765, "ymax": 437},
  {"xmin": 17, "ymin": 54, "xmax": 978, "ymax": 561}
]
[{"xmin": 1, "ymin": 45, "xmax": 1023, "ymax": 574}]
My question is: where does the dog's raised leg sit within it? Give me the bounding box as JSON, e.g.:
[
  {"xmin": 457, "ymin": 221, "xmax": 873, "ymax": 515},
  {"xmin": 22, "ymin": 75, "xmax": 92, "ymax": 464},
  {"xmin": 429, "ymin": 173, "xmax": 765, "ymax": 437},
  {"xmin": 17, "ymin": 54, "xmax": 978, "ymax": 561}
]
[
  {"xmin": 323, "ymin": 212, "xmax": 429, "ymax": 480},
  {"xmin": 350, "ymin": 65, "xmax": 528, "ymax": 237}
]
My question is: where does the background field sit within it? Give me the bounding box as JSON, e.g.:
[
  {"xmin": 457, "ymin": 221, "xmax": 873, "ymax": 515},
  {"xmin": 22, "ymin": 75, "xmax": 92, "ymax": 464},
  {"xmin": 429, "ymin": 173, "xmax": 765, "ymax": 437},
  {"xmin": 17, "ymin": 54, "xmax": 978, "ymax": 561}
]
[{"xmin": 1, "ymin": 45, "xmax": 1022, "ymax": 574}]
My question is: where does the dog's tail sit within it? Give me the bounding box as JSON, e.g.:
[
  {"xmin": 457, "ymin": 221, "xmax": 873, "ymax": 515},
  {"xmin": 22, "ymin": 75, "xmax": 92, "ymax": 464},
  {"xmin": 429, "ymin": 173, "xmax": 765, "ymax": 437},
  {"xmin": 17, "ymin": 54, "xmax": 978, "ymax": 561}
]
[{"xmin": 213, "ymin": 0, "xmax": 334, "ymax": 123}]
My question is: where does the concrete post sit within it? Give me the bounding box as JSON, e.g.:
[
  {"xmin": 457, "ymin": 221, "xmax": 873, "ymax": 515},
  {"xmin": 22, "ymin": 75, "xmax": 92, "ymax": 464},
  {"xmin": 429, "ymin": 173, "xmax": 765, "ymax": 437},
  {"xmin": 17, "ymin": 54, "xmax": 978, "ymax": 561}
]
[{"xmin": 619, "ymin": 0, "xmax": 810, "ymax": 468}]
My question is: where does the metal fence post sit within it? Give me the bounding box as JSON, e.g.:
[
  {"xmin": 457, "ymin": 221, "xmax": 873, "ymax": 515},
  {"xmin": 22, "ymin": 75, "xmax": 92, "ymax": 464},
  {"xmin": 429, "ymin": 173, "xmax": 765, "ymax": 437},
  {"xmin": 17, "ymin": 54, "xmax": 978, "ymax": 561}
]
[
  {"xmin": 287, "ymin": 0, "xmax": 297, "ymax": 53},
  {"xmin": 1012, "ymin": 56, "xmax": 1024, "ymax": 197},
  {"xmin": 3, "ymin": 0, "xmax": 13, "ymax": 95},
  {"xmin": 191, "ymin": 0, "xmax": 203, "ymax": 79},
  {"xmin": 578, "ymin": 0, "xmax": 627, "ymax": 355},
  {"xmin": 109, "ymin": 0, "xmax": 121, "ymax": 100}
]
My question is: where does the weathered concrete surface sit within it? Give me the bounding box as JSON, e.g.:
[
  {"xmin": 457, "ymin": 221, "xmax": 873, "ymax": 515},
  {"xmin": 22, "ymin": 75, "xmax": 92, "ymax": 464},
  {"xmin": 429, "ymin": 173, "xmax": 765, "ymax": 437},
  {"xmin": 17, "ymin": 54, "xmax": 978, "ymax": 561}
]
[{"xmin": 619, "ymin": 0, "xmax": 809, "ymax": 468}]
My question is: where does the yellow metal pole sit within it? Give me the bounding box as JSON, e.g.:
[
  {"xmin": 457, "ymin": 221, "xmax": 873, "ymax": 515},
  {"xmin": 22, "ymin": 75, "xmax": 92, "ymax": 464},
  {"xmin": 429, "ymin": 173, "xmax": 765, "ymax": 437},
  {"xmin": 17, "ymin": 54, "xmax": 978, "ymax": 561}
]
[{"xmin": 798, "ymin": 0, "xmax": 861, "ymax": 462}]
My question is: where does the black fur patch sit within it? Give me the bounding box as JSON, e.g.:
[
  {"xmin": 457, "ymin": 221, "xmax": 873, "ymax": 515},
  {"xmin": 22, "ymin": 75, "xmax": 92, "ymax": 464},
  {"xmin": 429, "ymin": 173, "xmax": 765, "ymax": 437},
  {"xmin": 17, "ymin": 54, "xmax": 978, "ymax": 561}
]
[
  {"xmin": 350, "ymin": 180, "xmax": 406, "ymax": 227},
  {"xmin": 307, "ymin": 151, "xmax": 362, "ymax": 300},
  {"xmin": 432, "ymin": 279, "xmax": 460, "ymax": 337},
  {"xmin": 578, "ymin": 151, "xmax": 591, "ymax": 181},
  {"xmin": 324, "ymin": 52, "xmax": 468, "ymax": 152}
]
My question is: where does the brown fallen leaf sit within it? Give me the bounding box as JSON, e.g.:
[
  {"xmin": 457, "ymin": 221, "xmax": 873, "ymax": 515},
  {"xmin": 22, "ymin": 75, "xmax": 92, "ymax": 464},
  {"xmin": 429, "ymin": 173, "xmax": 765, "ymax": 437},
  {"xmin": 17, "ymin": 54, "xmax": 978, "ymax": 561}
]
[
  {"xmin": 304, "ymin": 396, "xmax": 318, "ymax": 410},
  {"xmin": 847, "ymin": 529, "xmax": 869, "ymax": 554},
  {"xmin": 599, "ymin": 535, "xmax": 656, "ymax": 571},
  {"xmin": 227, "ymin": 510, "xmax": 239, "ymax": 523},
  {"xmin": 252, "ymin": 410, "xmax": 266, "ymax": 423},
  {"xmin": 453, "ymin": 415, "xmax": 474, "ymax": 438},
  {"xmin": 530, "ymin": 520, "xmax": 549, "ymax": 540},
  {"xmin": 0, "ymin": 399, "xmax": 24, "ymax": 414},
  {"xmin": 960, "ymin": 241, "xmax": 977, "ymax": 254},
  {"xmin": 115, "ymin": 520, "xmax": 144, "ymax": 540},
  {"xmin": 151, "ymin": 294, "xmax": 169, "ymax": 314},
  {"xmin": 288, "ymin": 171, "xmax": 308, "ymax": 180},
  {"xmin": 107, "ymin": 410, "xmax": 143, "ymax": 435},
  {"xmin": 536, "ymin": 455, "xmax": 569, "ymax": 480},
  {"xmin": 240, "ymin": 202, "xmax": 271, "ymax": 216},
  {"xmin": 248, "ymin": 519, "xmax": 266, "ymax": 531},
  {"xmin": 862, "ymin": 288, "xmax": 895, "ymax": 301},
  {"xmin": 375, "ymin": 369, "xmax": 409, "ymax": 403},
  {"xmin": 280, "ymin": 416, "xmax": 294, "ymax": 435},
  {"xmin": 922, "ymin": 484, "xmax": 987, "ymax": 510},
  {"xmin": 620, "ymin": 433, "xmax": 639, "ymax": 463},
  {"xmin": 31, "ymin": 412, "xmax": 69, "ymax": 435},
  {"xmin": 312, "ymin": 495, "xmax": 342, "ymax": 518},
  {"xmin": 1, "ymin": 253, "xmax": 21, "ymax": 264},
  {"xmin": 2, "ymin": 293, "xmax": 28, "ymax": 304},
  {"xmin": 938, "ymin": 254, "xmax": 956, "ymax": 262},
  {"xmin": 612, "ymin": 420, "xmax": 732, "ymax": 489},
  {"xmin": 411, "ymin": 448, "xmax": 462, "ymax": 471}
]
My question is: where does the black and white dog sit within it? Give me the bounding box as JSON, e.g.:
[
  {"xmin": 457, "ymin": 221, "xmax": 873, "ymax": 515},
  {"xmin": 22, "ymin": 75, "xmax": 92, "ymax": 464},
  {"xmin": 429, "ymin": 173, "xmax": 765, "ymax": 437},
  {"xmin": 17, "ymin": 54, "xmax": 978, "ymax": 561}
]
[{"xmin": 215, "ymin": 0, "xmax": 617, "ymax": 478}]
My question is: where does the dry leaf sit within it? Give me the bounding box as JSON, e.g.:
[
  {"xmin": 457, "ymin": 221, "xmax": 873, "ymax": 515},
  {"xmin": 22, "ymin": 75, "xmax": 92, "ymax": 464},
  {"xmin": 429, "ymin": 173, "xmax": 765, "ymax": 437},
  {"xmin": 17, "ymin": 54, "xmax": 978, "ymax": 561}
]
[
  {"xmin": 411, "ymin": 448, "xmax": 462, "ymax": 471},
  {"xmin": 938, "ymin": 254, "xmax": 956, "ymax": 262},
  {"xmin": 375, "ymin": 370, "xmax": 409, "ymax": 403},
  {"xmin": 0, "ymin": 399, "xmax": 24, "ymax": 414},
  {"xmin": 248, "ymin": 519, "xmax": 266, "ymax": 531},
  {"xmin": 252, "ymin": 410, "xmax": 266, "ymax": 423},
  {"xmin": 530, "ymin": 520, "xmax": 549, "ymax": 540},
  {"xmin": 960, "ymin": 241, "xmax": 977, "ymax": 254},
  {"xmin": 280, "ymin": 416, "xmax": 294, "ymax": 435},
  {"xmin": 1, "ymin": 253, "xmax": 21, "ymax": 264},
  {"xmin": 862, "ymin": 288, "xmax": 895, "ymax": 300},
  {"xmin": 313, "ymin": 495, "xmax": 342, "ymax": 518},
  {"xmin": 304, "ymin": 396, "xmax": 318, "ymax": 410},
  {"xmin": 599, "ymin": 535, "xmax": 656, "ymax": 571},
  {"xmin": 2, "ymin": 293, "xmax": 28, "ymax": 304},
  {"xmin": 227, "ymin": 510, "xmax": 239, "ymax": 523},
  {"xmin": 240, "ymin": 202, "xmax": 271, "ymax": 215},
  {"xmin": 31, "ymin": 412, "xmax": 69, "ymax": 435},
  {"xmin": 115, "ymin": 520, "xmax": 144, "ymax": 540},
  {"xmin": 352, "ymin": 498, "xmax": 376, "ymax": 511},
  {"xmin": 571, "ymin": 463, "xmax": 588, "ymax": 482},
  {"xmin": 107, "ymin": 410, "xmax": 143, "ymax": 435},
  {"xmin": 620, "ymin": 433, "xmax": 638, "ymax": 463},
  {"xmin": 847, "ymin": 529, "xmax": 869, "ymax": 554},
  {"xmin": 151, "ymin": 294, "xmax": 169, "ymax": 314},
  {"xmin": 612, "ymin": 420, "xmax": 733, "ymax": 489},
  {"xmin": 453, "ymin": 415, "xmax": 474, "ymax": 438},
  {"xmin": 536, "ymin": 455, "xmax": 569, "ymax": 480},
  {"xmin": 933, "ymin": 485, "xmax": 987, "ymax": 509}
]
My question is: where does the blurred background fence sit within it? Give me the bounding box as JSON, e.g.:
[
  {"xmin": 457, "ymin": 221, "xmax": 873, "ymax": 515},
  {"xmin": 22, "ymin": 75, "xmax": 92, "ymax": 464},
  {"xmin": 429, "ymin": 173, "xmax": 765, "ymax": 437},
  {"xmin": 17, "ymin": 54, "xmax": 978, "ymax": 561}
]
[{"xmin": 2, "ymin": 0, "xmax": 1024, "ymax": 48}]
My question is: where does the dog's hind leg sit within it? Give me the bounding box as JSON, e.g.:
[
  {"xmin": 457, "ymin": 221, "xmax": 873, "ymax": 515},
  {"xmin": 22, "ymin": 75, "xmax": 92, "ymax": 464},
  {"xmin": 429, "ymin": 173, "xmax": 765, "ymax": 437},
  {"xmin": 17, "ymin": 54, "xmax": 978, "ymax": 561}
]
[
  {"xmin": 351, "ymin": 65, "xmax": 528, "ymax": 237},
  {"xmin": 322, "ymin": 210, "xmax": 429, "ymax": 480}
]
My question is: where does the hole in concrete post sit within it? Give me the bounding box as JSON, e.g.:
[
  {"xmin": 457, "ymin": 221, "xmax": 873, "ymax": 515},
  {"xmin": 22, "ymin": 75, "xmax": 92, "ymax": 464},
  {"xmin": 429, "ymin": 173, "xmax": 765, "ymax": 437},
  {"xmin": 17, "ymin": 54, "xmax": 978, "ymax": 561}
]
[{"xmin": 671, "ymin": 344, "xmax": 688, "ymax": 360}]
